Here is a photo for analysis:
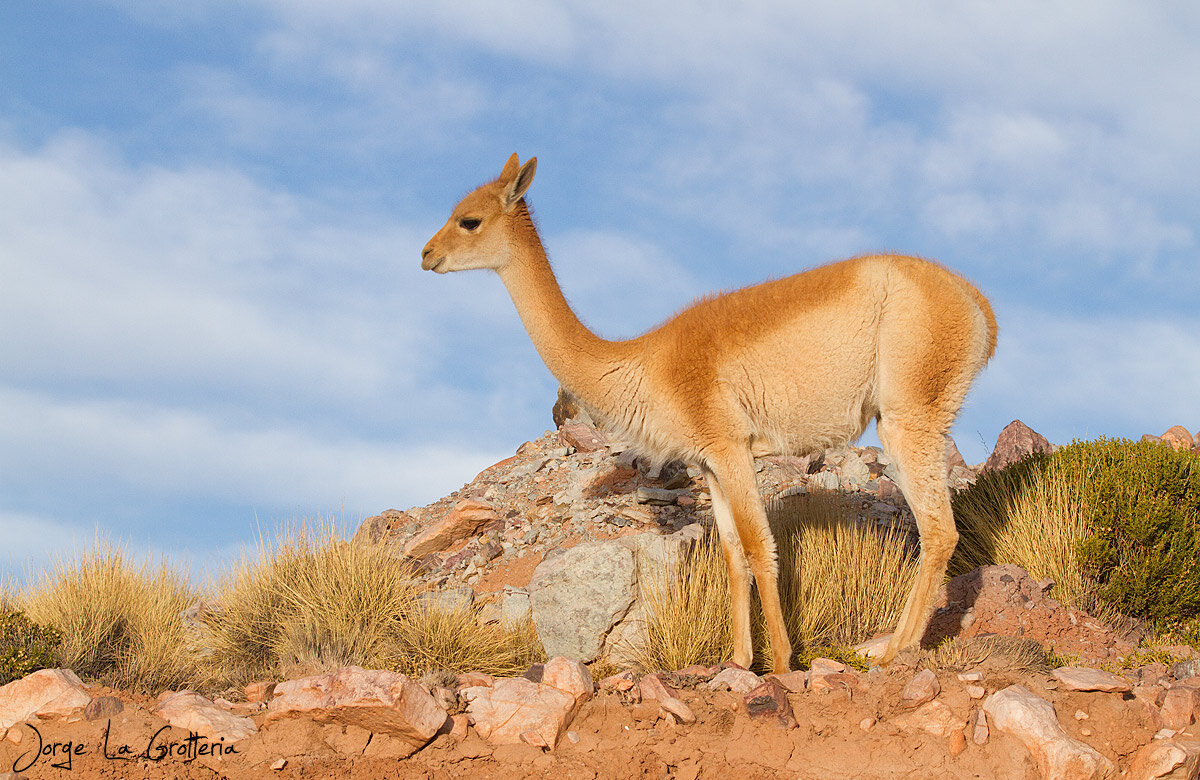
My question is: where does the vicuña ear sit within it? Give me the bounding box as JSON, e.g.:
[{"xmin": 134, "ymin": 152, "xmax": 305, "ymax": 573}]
[
  {"xmin": 502, "ymin": 157, "xmax": 537, "ymax": 212},
  {"xmin": 499, "ymin": 153, "xmax": 520, "ymax": 183}
]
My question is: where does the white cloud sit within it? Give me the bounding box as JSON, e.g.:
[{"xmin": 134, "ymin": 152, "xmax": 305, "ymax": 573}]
[{"xmin": 972, "ymin": 306, "xmax": 1200, "ymax": 446}]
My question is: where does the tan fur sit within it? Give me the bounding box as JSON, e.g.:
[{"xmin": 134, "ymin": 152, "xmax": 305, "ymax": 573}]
[{"xmin": 422, "ymin": 154, "xmax": 998, "ymax": 672}]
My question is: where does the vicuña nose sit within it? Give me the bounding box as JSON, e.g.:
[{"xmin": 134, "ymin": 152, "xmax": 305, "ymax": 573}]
[{"xmin": 421, "ymin": 244, "xmax": 432, "ymax": 259}]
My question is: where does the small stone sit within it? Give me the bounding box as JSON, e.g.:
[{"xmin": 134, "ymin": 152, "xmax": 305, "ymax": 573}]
[
  {"xmin": 966, "ymin": 685, "xmax": 986, "ymax": 699},
  {"xmin": 853, "ymin": 635, "xmax": 891, "ymax": 661},
  {"xmin": 949, "ymin": 727, "xmax": 968, "ymax": 756},
  {"xmin": 1160, "ymin": 684, "xmax": 1200, "ymax": 730},
  {"xmin": 1124, "ymin": 738, "xmax": 1200, "ymax": 780},
  {"xmin": 901, "ymin": 669, "xmax": 941, "ymax": 709},
  {"xmin": 244, "ymin": 680, "xmax": 277, "ymax": 703},
  {"xmin": 635, "ymin": 487, "xmax": 683, "ymax": 505},
  {"xmin": 404, "ymin": 499, "xmax": 499, "ymax": 558},
  {"xmin": 271, "ymin": 758, "xmax": 288, "ymax": 770},
  {"xmin": 83, "ymin": 695, "xmax": 123, "ymax": 721},
  {"xmin": 971, "ymin": 709, "xmax": 989, "ymax": 745},
  {"xmin": 598, "ymin": 671, "xmax": 636, "ymax": 692},
  {"xmin": 559, "ymin": 421, "xmax": 607, "ymax": 452},
  {"xmin": 639, "ymin": 673, "xmax": 679, "ymax": 702},
  {"xmin": 744, "ymin": 678, "xmax": 796, "ymax": 728},
  {"xmin": 957, "ymin": 671, "xmax": 984, "ymax": 683},
  {"xmin": 894, "ymin": 700, "xmax": 960, "ymax": 737},
  {"xmin": 859, "ymin": 717, "xmax": 877, "ymax": 731},
  {"xmin": 659, "ymin": 696, "xmax": 697, "ymax": 725},
  {"xmin": 768, "ymin": 671, "xmax": 808, "ymax": 693},
  {"xmin": 706, "ymin": 668, "xmax": 761, "ymax": 693},
  {"xmin": 1052, "ymin": 666, "xmax": 1132, "ymax": 693},
  {"xmin": 153, "ymin": 691, "xmax": 258, "ymax": 742}
]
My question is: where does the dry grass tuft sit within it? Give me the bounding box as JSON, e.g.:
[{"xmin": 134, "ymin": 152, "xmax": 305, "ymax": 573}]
[
  {"xmin": 18, "ymin": 541, "xmax": 199, "ymax": 692},
  {"xmin": 927, "ymin": 634, "xmax": 1052, "ymax": 674},
  {"xmin": 636, "ymin": 492, "xmax": 918, "ymax": 672},
  {"xmin": 202, "ymin": 523, "xmax": 542, "ymax": 688},
  {"xmin": 953, "ymin": 460, "xmax": 1097, "ymax": 613}
]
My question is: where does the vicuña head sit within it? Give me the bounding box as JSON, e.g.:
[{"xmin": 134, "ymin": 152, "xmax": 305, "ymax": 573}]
[{"xmin": 422, "ymin": 153, "xmax": 998, "ymax": 673}]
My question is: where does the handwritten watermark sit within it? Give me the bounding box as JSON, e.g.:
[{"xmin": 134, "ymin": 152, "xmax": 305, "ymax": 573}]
[{"xmin": 11, "ymin": 720, "xmax": 239, "ymax": 772}]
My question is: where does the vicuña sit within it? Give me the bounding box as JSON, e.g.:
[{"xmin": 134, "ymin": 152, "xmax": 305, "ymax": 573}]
[{"xmin": 422, "ymin": 154, "xmax": 997, "ymax": 672}]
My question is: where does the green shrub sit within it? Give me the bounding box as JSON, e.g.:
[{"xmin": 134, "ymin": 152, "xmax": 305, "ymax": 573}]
[
  {"xmin": 952, "ymin": 438, "xmax": 1200, "ymax": 627},
  {"xmin": 1, "ymin": 608, "xmax": 63, "ymax": 685}
]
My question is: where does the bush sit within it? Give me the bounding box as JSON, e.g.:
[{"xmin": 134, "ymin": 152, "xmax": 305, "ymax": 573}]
[
  {"xmin": 636, "ymin": 492, "xmax": 918, "ymax": 672},
  {"xmin": 203, "ymin": 525, "xmax": 543, "ymax": 687},
  {"xmin": 18, "ymin": 543, "xmax": 199, "ymax": 692},
  {"xmin": 952, "ymin": 438, "xmax": 1200, "ymax": 627},
  {"xmin": 0, "ymin": 608, "xmax": 63, "ymax": 684}
]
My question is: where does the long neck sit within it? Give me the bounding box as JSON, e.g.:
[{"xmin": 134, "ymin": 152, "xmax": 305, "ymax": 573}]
[{"xmin": 495, "ymin": 205, "xmax": 629, "ymax": 398}]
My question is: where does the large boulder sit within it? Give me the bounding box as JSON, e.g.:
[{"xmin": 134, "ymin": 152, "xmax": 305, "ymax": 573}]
[
  {"xmin": 265, "ymin": 666, "xmax": 447, "ymax": 758},
  {"xmin": 402, "ymin": 499, "xmax": 498, "ymax": 558},
  {"xmin": 460, "ymin": 676, "xmax": 577, "ymax": 749},
  {"xmin": 152, "ymin": 691, "xmax": 257, "ymax": 742},
  {"xmin": 0, "ymin": 669, "xmax": 92, "ymax": 731},
  {"xmin": 983, "ymin": 420, "xmax": 1053, "ymax": 471},
  {"xmin": 528, "ymin": 527, "xmax": 703, "ymax": 663},
  {"xmin": 528, "ymin": 540, "xmax": 637, "ymax": 662}
]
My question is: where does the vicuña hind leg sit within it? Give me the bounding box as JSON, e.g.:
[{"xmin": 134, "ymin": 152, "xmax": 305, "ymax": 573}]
[
  {"xmin": 877, "ymin": 418, "xmax": 958, "ymax": 665},
  {"xmin": 704, "ymin": 467, "xmax": 754, "ymax": 669},
  {"xmin": 707, "ymin": 455, "xmax": 792, "ymax": 673}
]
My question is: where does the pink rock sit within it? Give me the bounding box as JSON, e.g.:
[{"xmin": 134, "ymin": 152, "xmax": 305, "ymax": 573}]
[
  {"xmin": 744, "ymin": 678, "xmax": 796, "ymax": 728},
  {"xmin": 0, "ymin": 669, "xmax": 93, "ymax": 730},
  {"xmin": 659, "ymin": 696, "xmax": 697, "ymax": 725},
  {"xmin": 894, "ymin": 700, "xmax": 960, "ymax": 738},
  {"xmin": 457, "ymin": 672, "xmax": 496, "ymax": 689},
  {"xmin": 808, "ymin": 658, "xmax": 847, "ymax": 675},
  {"xmin": 768, "ymin": 671, "xmax": 808, "ymax": 693},
  {"xmin": 598, "ymin": 671, "xmax": 636, "ymax": 692},
  {"xmin": 461, "ymin": 677, "xmax": 576, "ymax": 748},
  {"xmin": 901, "ymin": 669, "xmax": 941, "ymax": 709},
  {"xmin": 705, "ymin": 667, "xmax": 761, "ymax": 693},
  {"xmin": 1161, "ymin": 683, "xmax": 1200, "ymax": 731},
  {"xmin": 925, "ymin": 564, "xmax": 1134, "ymax": 663},
  {"xmin": 639, "ymin": 672, "xmax": 680, "ymax": 702},
  {"xmin": 854, "ymin": 635, "xmax": 891, "ymax": 661},
  {"xmin": 983, "ymin": 685, "xmax": 1113, "ymax": 780},
  {"xmin": 1160, "ymin": 426, "xmax": 1195, "ymax": 452},
  {"xmin": 983, "ymin": 420, "xmax": 1053, "ymax": 472},
  {"xmin": 810, "ymin": 672, "xmax": 860, "ymax": 693},
  {"xmin": 1124, "ymin": 738, "xmax": 1200, "ymax": 780},
  {"xmin": 945, "ymin": 436, "xmax": 968, "ymax": 474},
  {"xmin": 244, "ymin": 680, "xmax": 276, "ymax": 703},
  {"xmin": 1052, "ymin": 667, "xmax": 1132, "ymax": 693},
  {"xmin": 403, "ymin": 499, "xmax": 499, "ymax": 558},
  {"xmin": 152, "ymin": 691, "xmax": 258, "ymax": 742},
  {"xmin": 541, "ymin": 657, "xmax": 593, "ymax": 709},
  {"xmin": 559, "ymin": 420, "xmax": 607, "ymax": 452},
  {"xmin": 266, "ymin": 666, "xmax": 447, "ymax": 758},
  {"xmin": 971, "ymin": 708, "xmax": 990, "ymax": 745}
]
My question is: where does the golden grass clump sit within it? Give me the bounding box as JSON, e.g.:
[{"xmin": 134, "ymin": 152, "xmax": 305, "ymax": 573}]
[
  {"xmin": 951, "ymin": 452, "xmax": 1096, "ymax": 612},
  {"xmin": 202, "ymin": 524, "xmax": 543, "ymax": 688},
  {"xmin": 636, "ymin": 492, "xmax": 919, "ymax": 672},
  {"xmin": 18, "ymin": 541, "xmax": 199, "ymax": 692}
]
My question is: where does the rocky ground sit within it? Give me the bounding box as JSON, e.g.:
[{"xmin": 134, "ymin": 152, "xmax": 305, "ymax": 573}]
[{"xmin": 2, "ymin": 420, "xmax": 1199, "ymax": 779}]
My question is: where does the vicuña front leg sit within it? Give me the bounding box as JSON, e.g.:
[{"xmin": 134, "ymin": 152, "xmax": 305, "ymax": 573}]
[
  {"xmin": 707, "ymin": 456, "xmax": 793, "ymax": 673},
  {"xmin": 878, "ymin": 419, "xmax": 959, "ymax": 665}
]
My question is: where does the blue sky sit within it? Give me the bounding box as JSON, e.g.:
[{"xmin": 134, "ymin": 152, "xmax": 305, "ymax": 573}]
[{"xmin": 2, "ymin": 1, "xmax": 1198, "ymax": 583}]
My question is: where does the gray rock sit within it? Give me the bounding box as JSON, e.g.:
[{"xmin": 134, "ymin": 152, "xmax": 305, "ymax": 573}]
[
  {"xmin": 810, "ymin": 471, "xmax": 840, "ymax": 491},
  {"xmin": 416, "ymin": 586, "xmax": 475, "ymax": 613},
  {"xmin": 636, "ymin": 487, "xmax": 684, "ymax": 505},
  {"xmin": 840, "ymin": 452, "xmax": 871, "ymax": 487},
  {"xmin": 1173, "ymin": 659, "xmax": 1200, "ymax": 681},
  {"xmin": 529, "ymin": 540, "xmax": 637, "ymax": 662}
]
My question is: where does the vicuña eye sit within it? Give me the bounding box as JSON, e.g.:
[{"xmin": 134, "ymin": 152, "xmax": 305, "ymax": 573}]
[{"xmin": 459, "ymin": 217, "xmax": 482, "ymax": 231}]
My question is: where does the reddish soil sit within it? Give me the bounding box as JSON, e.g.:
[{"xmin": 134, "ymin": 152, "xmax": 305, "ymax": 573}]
[{"xmin": 3, "ymin": 659, "xmax": 1187, "ymax": 780}]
